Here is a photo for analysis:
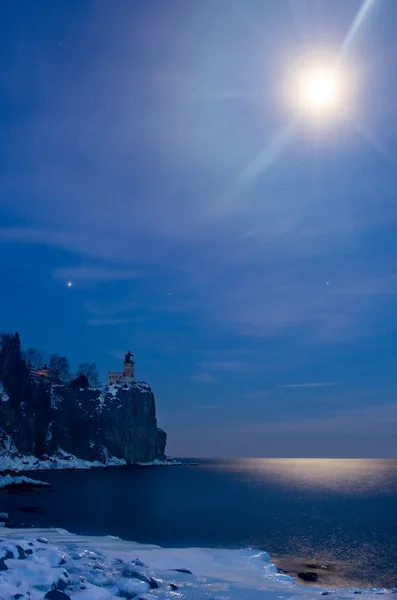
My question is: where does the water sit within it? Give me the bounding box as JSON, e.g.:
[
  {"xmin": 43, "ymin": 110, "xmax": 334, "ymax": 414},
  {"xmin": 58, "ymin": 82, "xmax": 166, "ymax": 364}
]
[{"xmin": 2, "ymin": 459, "xmax": 397, "ymax": 588}]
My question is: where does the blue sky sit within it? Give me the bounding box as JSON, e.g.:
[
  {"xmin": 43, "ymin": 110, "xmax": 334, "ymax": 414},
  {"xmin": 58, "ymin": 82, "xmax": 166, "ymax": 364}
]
[{"xmin": 1, "ymin": 0, "xmax": 397, "ymax": 457}]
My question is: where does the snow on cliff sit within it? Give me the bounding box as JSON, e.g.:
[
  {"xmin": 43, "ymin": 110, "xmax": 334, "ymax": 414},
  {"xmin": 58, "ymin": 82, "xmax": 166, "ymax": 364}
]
[{"xmin": 0, "ymin": 381, "xmax": 167, "ymax": 470}]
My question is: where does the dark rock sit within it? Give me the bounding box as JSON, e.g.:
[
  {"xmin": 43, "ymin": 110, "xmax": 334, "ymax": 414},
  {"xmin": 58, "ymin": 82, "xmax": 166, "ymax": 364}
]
[
  {"xmin": 132, "ymin": 558, "xmax": 146, "ymax": 567},
  {"xmin": 170, "ymin": 583, "xmax": 178, "ymax": 590},
  {"xmin": 0, "ymin": 371, "xmax": 167, "ymax": 465},
  {"xmin": 18, "ymin": 505, "xmax": 43, "ymax": 514},
  {"xmin": 306, "ymin": 563, "xmax": 332, "ymax": 571},
  {"xmin": 298, "ymin": 572, "xmax": 318, "ymax": 582},
  {"xmin": 155, "ymin": 428, "xmax": 167, "ymax": 461},
  {"xmin": 3, "ymin": 481, "xmax": 51, "ymax": 492},
  {"xmin": 0, "ymin": 558, "xmax": 8, "ymax": 571},
  {"xmin": 16, "ymin": 545, "xmax": 26, "ymax": 559},
  {"xmin": 13, "ymin": 595, "xmax": 24, "ymax": 600},
  {"xmin": 172, "ymin": 568, "xmax": 193, "ymax": 574},
  {"xmin": 69, "ymin": 375, "xmax": 89, "ymax": 389},
  {"xmin": 121, "ymin": 563, "xmax": 158, "ymax": 589},
  {"xmin": 25, "ymin": 548, "xmax": 33, "ymax": 555},
  {"xmin": 44, "ymin": 591, "xmax": 71, "ymax": 600},
  {"xmin": 29, "ymin": 542, "xmax": 34, "ymax": 546},
  {"xmin": 321, "ymin": 592, "xmax": 330, "ymax": 595},
  {"xmin": 57, "ymin": 577, "xmax": 68, "ymax": 591},
  {"xmin": 1, "ymin": 549, "xmax": 14, "ymax": 559},
  {"xmin": 122, "ymin": 565, "xmax": 150, "ymax": 581},
  {"xmin": 149, "ymin": 577, "xmax": 159, "ymax": 589}
]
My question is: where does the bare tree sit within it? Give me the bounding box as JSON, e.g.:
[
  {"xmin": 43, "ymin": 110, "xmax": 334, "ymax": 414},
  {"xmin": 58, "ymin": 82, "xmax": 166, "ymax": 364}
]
[
  {"xmin": 76, "ymin": 362, "xmax": 101, "ymax": 387},
  {"xmin": 48, "ymin": 354, "xmax": 70, "ymax": 382},
  {"xmin": 23, "ymin": 347, "xmax": 46, "ymax": 370}
]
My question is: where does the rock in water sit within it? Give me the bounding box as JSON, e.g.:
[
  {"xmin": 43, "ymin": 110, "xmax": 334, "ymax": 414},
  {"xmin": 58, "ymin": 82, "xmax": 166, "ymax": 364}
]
[
  {"xmin": 0, "ymin": 558, "xmax": 8, "ymax": 571},
  {"xmin": 44, "ymin": 591, "xmax": 71, "ymax": 600},
  {"xmin": 298, "ymin": 571, "xmax": 318, "ymax": 582},
  {"xmin": 155, "ymin": 428, "xmax": 167, "ymax": 461},
  {"xmin": 172, "ymin": 568, "xmax": 193, "ymax": 574}
]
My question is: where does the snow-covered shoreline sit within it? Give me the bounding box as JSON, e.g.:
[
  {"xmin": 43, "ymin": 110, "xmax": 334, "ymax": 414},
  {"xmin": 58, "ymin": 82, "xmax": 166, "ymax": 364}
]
[
  {"xmin": 0, "ymin": 474, "xmax": 51, "ymax": 490},
  {"xmin": 0, "ymin": 449, "xmax": 181, "ymax": 474},
  {"xmin": 0, "ymin": 527, "xmax": 394, "ymax": 599}
]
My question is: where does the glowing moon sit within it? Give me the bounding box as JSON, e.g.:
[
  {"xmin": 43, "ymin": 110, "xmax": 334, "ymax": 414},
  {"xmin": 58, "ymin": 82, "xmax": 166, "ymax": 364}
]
[
  {"xmin": 291, "ymin": 59, "xmax": 349, "ymax": 118},
  {"xmin": 67, "ymin": 282, "xmax": 72, "ymax": 287}
]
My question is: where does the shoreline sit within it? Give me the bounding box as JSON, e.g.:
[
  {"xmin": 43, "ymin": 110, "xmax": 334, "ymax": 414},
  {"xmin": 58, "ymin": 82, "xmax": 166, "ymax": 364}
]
[
  {"xmin": 271, "ymin": 554, "xmax": 366, "ymax": 589},
  {"xmin": 0, "ymin": 480, "xmax": 392, "ymax": 595},
  {"xmin": 0, "ymin": 526, "xmax": 393, "ymax": 599},
  {"xmin": 0, "ymin": 465, "xmax": 394, "ymax": 594}
]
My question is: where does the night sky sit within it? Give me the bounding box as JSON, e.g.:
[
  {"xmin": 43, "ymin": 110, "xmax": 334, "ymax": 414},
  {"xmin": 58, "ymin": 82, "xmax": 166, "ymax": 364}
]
[{"xmin": 1, "ymin": 0, "xmax": 397, "ymax": 458}]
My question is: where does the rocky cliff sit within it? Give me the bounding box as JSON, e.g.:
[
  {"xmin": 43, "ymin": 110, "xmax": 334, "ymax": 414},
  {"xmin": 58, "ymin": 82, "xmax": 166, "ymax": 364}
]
[
  {"xmin": 49, "ymin": 382, "xmax": 167, "ymax": 463},
  {"xmin": 0, "ymin": 378, "xmax": 167, "ymax": 466}
]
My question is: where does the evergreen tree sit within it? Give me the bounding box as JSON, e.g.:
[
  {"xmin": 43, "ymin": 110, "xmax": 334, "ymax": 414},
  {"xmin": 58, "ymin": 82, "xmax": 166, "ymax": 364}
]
[{"xmin": 0, "ymin": 332, "xmax": 30, "ymax": 411}]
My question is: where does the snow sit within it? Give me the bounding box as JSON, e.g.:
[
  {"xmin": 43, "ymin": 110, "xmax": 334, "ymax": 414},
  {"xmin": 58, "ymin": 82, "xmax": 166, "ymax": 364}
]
[
  {"xmin": 51, "ymin": 388, "xmax": 63, "ymax": 409},
  {"xmin": 0, "ymin": 474, "xmax": 50, "ymax": 489},
  {"xmin": 0, "ymin": 382, "xmax": 9, "ymax": 403},
  {"xmin": 106, "ymin": 385, "xmax": 119, "ymax": 398},
  {"xmin": 104, "ymin": 382, "xmax": 152, "ymax": 398},
  {"xmin": 138, "ymin": 458, "xmax": 182, "ymax": 466},
  {"xmin": 0, "ymin": 527, "xmax": 394, "ymax": 600},
  {"xmin": 0, "ymin": 448, "xmax": 126, "ymax": 473},
  {"xmin": 0, "ymin": 438, "xmax": 179, "ymax": 473}
]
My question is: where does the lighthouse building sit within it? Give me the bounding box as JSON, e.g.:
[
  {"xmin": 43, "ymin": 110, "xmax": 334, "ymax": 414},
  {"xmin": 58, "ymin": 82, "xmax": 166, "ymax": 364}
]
[{"xmin": 108, "ymin": 351, "xmax": 136, "ymax": 385}]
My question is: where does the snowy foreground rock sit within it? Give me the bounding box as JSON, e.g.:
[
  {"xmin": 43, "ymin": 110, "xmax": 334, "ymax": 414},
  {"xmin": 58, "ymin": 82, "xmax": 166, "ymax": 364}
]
[
  {"xmin": 0, "ymin": 528, "xmax": 394, "ymax": 600},
  {"xmin": 0, "ymin": 474, "xmax": 50, "ymax": 490}
]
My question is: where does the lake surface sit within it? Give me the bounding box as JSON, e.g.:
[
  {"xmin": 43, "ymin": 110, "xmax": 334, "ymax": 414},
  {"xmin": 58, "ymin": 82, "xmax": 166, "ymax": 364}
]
[{"xmin": 2, "ymin": 459, "xmax": 397, "ymax": 588}]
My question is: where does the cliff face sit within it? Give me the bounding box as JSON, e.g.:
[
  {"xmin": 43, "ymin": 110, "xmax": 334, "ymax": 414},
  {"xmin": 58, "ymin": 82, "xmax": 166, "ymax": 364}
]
[{"xmin": 0, "ymin": 379, "xmax": 167, "ymax": 465}]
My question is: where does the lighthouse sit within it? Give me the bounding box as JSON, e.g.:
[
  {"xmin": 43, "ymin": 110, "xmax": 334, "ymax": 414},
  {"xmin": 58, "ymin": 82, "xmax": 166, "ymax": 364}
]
[
  {"xmin": 123, "ymin": 351, "xmax": 135, "ymax": 379},
  {"xmin": 107, "ymin": 351, "xmax": 136, "ymax": 385}
]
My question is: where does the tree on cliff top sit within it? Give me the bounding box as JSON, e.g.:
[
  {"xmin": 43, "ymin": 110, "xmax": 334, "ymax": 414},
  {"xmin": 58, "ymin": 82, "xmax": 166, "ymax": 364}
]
[
  {"xmin": 0, "ymin": 332, "xmax": 30, "ymax": 411},
  {"xmin": 48, "ymin": 354, "xmax": 70, "ymax": 382},
  {"xmin": 76, "ymin": 362, "xmax": 100, "ymax": 387},
  {"xmin": 23, "ymin": 347, "xmax": 46, "ymax": 370}
]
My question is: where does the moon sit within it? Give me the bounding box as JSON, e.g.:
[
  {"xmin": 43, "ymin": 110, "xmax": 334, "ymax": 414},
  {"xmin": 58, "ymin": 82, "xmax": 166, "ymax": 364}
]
[
  {"xmin": 292, "ymin": 58, "xmax": 348, "ymax": 118},
  {"xmin": 67, "ymin": 282, "xmax": 72, "ymax": 287}
]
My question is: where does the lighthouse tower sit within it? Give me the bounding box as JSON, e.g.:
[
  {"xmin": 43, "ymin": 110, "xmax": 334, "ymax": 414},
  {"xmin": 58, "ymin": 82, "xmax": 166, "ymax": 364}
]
[
  {"xmin": 123, "ymin": 351, "xmax": 135, "ymax": 380},
  {"xmin": 107, "ymin": 350, "xmax": 136, "ymax": 385}
]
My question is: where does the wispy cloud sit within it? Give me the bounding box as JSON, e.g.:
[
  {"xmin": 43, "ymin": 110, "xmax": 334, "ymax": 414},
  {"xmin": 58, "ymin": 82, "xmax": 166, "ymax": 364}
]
[
  {"xmin": 243, "ymin": 390, "xmax": 268, "ymax": 399},
  {"xmin": 280, "ymin": 382, "xmax": 338, "ymax": 389},
  {"xmin": 203, "ymin": 270, "xmax": 397, "ymax": 342},
  {"xmin": 167, "ymin": 401, "xmax": 397, "ymax": 458},
  {"xmin": 54, "ymin": 264, "xmax": 142, "ymax": 283},
  {"xmin": 191, "ymin": 373, "xmax": 217, "ymax": 383},
  {"xmin": 87, "ymin": 316, "xmax": 145, "ymax": 327},
  {"xmin": 198, "ymin": 361, "xmax": 250, "ymax": 372},
  {"xmin": 1, "ymin": 0, "xmax": 397, "ymax": 352}
]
